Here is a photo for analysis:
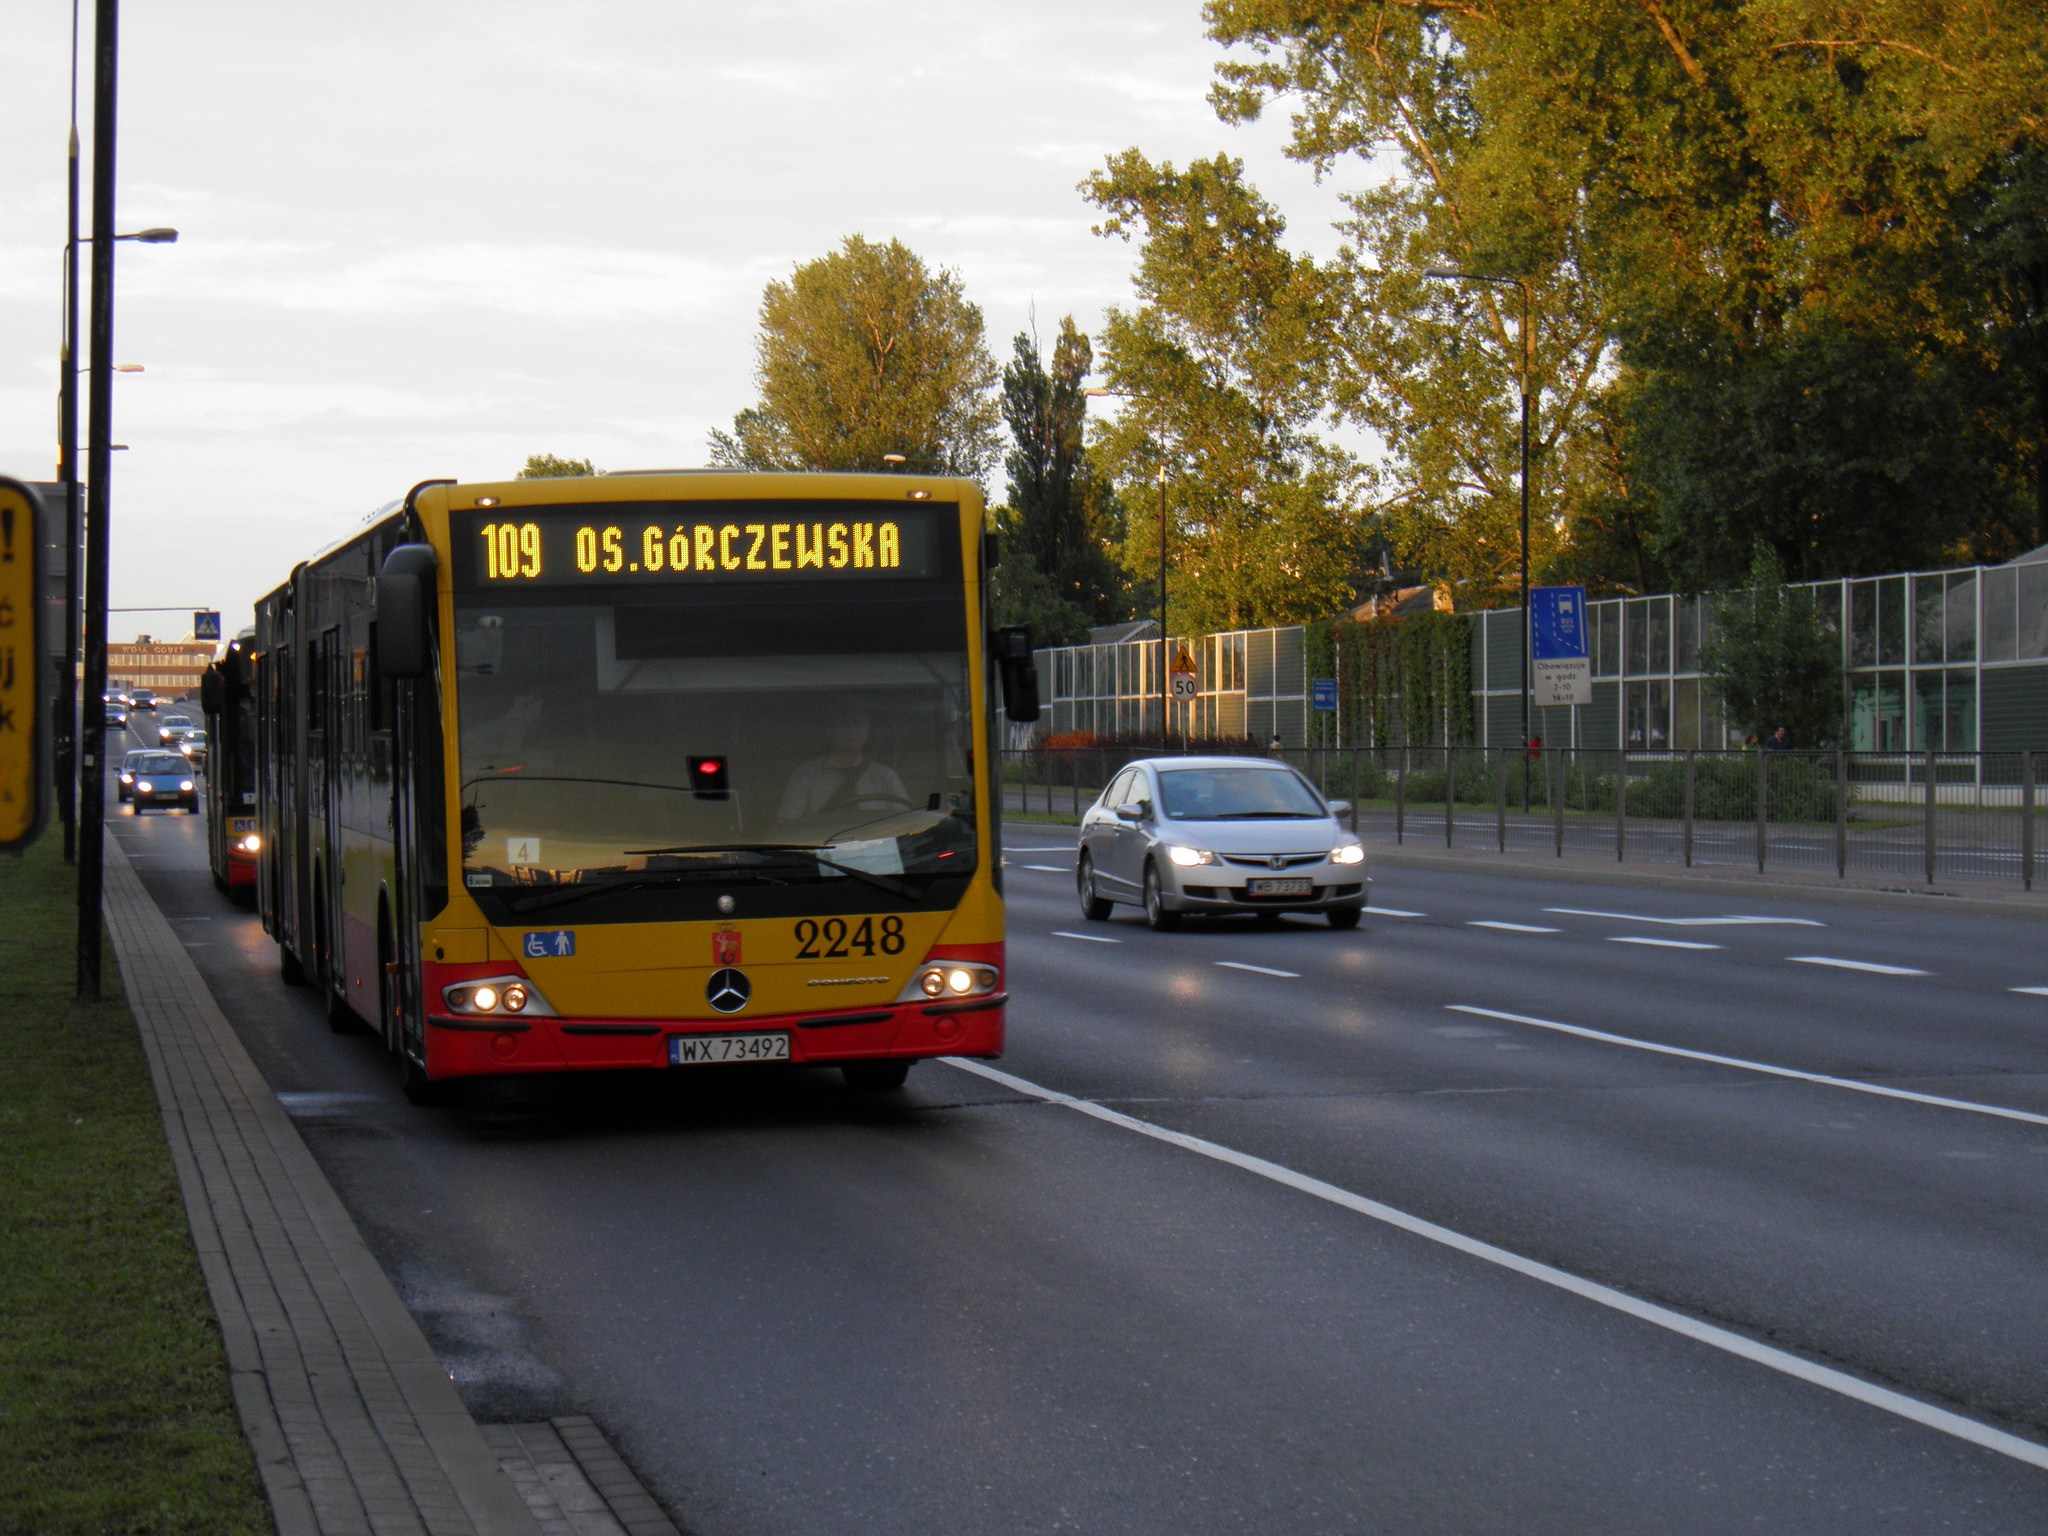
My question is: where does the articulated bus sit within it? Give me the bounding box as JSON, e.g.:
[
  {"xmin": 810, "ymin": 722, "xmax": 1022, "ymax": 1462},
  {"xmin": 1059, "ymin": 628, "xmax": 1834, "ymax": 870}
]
[
  {"xmin": 200, "ymin": 630, "xmax": 262, "ymax": 902},
  {"xmin": 249, "ymin": 472, "xmax": 1038, "ymax": 1103}
]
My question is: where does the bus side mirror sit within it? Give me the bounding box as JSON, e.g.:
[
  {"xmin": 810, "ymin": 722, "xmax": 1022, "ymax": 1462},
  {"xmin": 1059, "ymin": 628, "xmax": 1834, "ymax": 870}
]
[
  {"xmin": 198, "ymin": 670, "xmax": 221, "ymax": 716},
  {"xmin": 992, "ymin": 624, "xmax": 1040, "ymax": 723},
  {"xmin": 375, "ymin": 544, "xmax": 438, "ymax": 679}
]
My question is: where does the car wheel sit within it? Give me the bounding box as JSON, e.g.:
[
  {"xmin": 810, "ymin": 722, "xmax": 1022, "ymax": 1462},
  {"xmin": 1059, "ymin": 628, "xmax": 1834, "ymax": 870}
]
[
  {"xmin": 1143, "ymin": 863, "xmax": 1180, "ymax": 931},
  {"xmin": 843, "ymin": 1059, "xmax": 912, "ymax": 1092},
  {"xmin": 1327, "ymin": 905, "xmax": 1362, "ymax": 930},
  {"xmin": 1076, "ymin": 854, "xmax": 1114, "ymax": 921}
]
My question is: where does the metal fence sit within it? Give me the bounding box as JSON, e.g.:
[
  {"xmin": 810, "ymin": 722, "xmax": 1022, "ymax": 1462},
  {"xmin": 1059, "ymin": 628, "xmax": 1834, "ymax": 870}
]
[{"xmin": 998, "ymin": 747, "xmax": 2044, "ymax": 890}]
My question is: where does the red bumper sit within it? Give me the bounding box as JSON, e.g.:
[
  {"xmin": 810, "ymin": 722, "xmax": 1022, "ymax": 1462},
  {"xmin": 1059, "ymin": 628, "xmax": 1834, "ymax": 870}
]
[{"xmin": 421, "ymin": 991, "xmax": 1004, "ymax": 1079}]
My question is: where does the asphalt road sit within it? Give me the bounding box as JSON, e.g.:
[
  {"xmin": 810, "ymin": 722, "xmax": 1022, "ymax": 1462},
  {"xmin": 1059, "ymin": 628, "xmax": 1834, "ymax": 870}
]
[{"xmin": 101, "ymin": 719, "xmax": 2048, "ymax": 1534}]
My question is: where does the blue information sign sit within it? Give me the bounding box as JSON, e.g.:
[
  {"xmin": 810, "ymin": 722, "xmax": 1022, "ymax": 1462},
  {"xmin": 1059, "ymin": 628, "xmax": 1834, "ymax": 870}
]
[
  {"xmin": 1311, "ymin": 678, "xmax": 1337, "ymax": 713},
  {"xmin": 523, "ymin": 929, "xmax": 576, "ymax": 959},
  {"xmin": 1529, "ymin": 587, "xmax": 1588, "ymax": 661}
]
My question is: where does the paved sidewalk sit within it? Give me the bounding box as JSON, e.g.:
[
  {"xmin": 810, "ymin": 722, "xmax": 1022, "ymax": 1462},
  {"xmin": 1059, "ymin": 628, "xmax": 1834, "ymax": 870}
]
[{"xmin": 101, "ymin": 836, "xmax": 678, "ymax": 1536}]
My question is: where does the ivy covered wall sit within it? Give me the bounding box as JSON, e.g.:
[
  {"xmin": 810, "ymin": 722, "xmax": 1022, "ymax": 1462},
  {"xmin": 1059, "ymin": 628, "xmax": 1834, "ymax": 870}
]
[{"xmin": 1305, "ymin": 613, "xmax": 1475, "ymax": 748}]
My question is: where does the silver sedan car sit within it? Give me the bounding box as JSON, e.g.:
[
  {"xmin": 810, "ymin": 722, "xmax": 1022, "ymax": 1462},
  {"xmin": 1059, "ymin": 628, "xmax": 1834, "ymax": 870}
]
[{"xmin": 1075, "ymin": 755, "xmax": 1369, "ymax": 930}]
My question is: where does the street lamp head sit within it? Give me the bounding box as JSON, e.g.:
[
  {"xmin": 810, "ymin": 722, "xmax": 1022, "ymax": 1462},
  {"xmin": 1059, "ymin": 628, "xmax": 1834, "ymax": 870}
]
[
  {"xmin": 1421, "ymin": 267, "xmax": 1467, "ymax": 280},
  {"xmin": 881, "ymin": 453, "xmax": 906, "ymax": 466},
  {"xmin": 113, "ymin": 364, "xmax": 143, "ymax": 373},
  {"xmin": 127, "ymin": 227, "xmax": 178, "ymax": 243}
]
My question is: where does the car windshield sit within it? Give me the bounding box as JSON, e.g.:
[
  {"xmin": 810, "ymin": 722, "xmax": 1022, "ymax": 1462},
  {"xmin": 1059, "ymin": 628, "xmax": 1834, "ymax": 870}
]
[
  {"xmin": 1157, "ymin": 766, "xmax": 1326, "ymax": 820},
  {"xmin": 135, "ymin": 755, "xmax": 188, "ymax": 775},
  {"xmin": 453, "ymin": 579, "xmax": 977, "ymax": 904}
]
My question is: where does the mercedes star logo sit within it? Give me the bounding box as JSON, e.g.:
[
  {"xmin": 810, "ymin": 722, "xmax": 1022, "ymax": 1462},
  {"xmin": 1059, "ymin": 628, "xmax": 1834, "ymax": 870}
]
[{"xmin": 706, "ymin": 967, "xmax": 751, "ymax": 1014}]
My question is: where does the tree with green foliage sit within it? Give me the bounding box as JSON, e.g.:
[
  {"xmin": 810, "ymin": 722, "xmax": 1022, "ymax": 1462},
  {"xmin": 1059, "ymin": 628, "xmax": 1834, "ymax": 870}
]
[
  {"xmin": 709, "ymin": 235, "xmax": 1001, "ymax": 481},
  {"xmin": 994, "ymin": 319, "xmax": 1128, "ymax": 640},
  {"xmin": 1202, "ymin": 1, "xmax": 2048, "ymax": 589},
  {"xmin": 516, "ymin": 453, "xmax": 596, "ymax": 479},
  {"xmin": 1081, "ymin": 150, "xmax": 1365, "ymax": 634},
  {"xmin": 1698, "ymin": 545, "xmax": 1846, "ymax": 748}
]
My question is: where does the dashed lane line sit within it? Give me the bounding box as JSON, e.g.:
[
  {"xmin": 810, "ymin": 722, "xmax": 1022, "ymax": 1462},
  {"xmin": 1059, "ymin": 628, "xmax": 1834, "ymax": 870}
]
[
  {"xmin": 1447, "ymin": 1004, "xmax": 2048, "ymax": 1128},
  {"xmin": 1607, "ymin": 936, "xmax": 1722, "ymax": 951},
  {"xmin": 1468, "ymin": 920, "xmax": 1561, "ymax": 934},
  {"xmin": 1215, "ymin": 961, "xmax": 1300, "ymax": 979},
  {"xmin": 1050, "ymin": 931, "xmax": 1120, "ymax": 944},
  {"xmin": 2012, "ymin": 987, "xmax": 2048, "ymax": 998},
  {"xmin": 1368, "ymin": 907, "xmax": 1428, "ymax": 918},
  {"xmin": 1788, "ymin": 955, "xmax": 1931, "ymax": 978},
  {"xmin": 1546, "ymin": 907, "xmax": 1825, "ymax": 928},
  {"xmin": 940, "ymin": 1055, "xmax": 2048, "ymax": 1476},
  {"xmin": 1022, "ymin": 865, "xmax": 1071, "ymax": 873}
]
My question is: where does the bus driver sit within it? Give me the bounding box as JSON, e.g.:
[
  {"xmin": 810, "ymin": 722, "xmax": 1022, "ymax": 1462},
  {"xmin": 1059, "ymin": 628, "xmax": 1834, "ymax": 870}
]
[{"xmin": 777, "ymin": 702, "xmax": 908, "ymax": 825}]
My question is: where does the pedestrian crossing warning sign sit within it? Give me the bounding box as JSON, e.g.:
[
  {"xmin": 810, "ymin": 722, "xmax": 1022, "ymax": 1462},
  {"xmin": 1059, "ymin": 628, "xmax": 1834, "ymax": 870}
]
[{"xmin": 0, "ymin": 477, "xmax": 46, "ymax": 851}]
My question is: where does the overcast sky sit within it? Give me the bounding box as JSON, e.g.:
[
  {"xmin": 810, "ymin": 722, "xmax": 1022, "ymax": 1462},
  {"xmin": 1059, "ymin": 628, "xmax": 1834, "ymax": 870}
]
[{"xmin": 0, "ymin": 0, "xmax": 1365, "ymax": 637}]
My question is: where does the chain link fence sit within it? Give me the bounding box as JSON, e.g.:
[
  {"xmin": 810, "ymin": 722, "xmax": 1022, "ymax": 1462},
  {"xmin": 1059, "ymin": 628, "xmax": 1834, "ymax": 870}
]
[{"xmin": 999, "ymin": 746, "xmax": 2044, "ymax": 890}]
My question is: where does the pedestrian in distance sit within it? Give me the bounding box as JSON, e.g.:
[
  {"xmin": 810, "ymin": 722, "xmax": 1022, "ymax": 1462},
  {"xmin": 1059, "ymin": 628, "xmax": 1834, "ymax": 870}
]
[
  {"xmin": 1527, "ymin": 733, "xmax": 1543, "ymax": 761},
  {"xmin": 1763, "ymin": 726, "xmax": 1792, "ymax": 753},
  {"xmin": 1269, "ymin": 731, "xmax": 1284, "ymax": 757}
]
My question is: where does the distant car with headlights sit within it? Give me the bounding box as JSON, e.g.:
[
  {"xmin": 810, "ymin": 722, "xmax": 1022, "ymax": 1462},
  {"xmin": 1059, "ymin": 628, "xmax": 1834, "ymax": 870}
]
[
  {"xmin": 179, "ymin": 728, "xmax": 209, "ymax": 768},
  {"xmin": 116, "ymin": 748, "xmax": 156, "ymax": 801},
  {"xmin": 157, "ymin": 712, "xmax": 195, "ymax": 746},
  {"xmin": 1076, "ymin": 755, "xmax": 1368, "ymax": 930},
  {"xmin": 128, "ymin": 689, "xmax": 156, "ymax": 712},
  {"xmin": 128, "ymin": 752, "xmax": 199, "ymax": 814},
  {"xmin": 103, "ymin": 700, "xmax": 128, "ymax": 729}
]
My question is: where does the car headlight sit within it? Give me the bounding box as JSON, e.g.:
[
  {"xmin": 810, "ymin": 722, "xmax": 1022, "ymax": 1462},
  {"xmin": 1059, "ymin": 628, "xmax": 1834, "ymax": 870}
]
[
  {"xmin": 897, "ymin": 962, "xmax": 1000, "ymax": 1002},
  {"xmin": 136, "ymin": 780, "xmax": 152, "ymax": 793},
  {"xmin": 180, "ymin": 780, "xmax": 194, "ymax": 792},
  {"xmin": 1331, "ymin": 842, "xmax": 1366, "ymax": 865},
  {"xmin": 441, "ymin": 975, "xmax": 556, "ymax": 1016},
  {"xmin": 1166, "ymin": 845, "xmax": 1216, "ymax": 867}
]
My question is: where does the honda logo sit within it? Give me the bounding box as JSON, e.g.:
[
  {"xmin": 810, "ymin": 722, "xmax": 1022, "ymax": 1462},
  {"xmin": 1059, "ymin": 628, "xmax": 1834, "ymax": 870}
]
[
  {"xmin": 705, "ymin": 967, "xmax": 751, "ymax": 1014},
  {"xmin": 1268, "ymin": 856, "xmax": 1287, "ymax": 870}
]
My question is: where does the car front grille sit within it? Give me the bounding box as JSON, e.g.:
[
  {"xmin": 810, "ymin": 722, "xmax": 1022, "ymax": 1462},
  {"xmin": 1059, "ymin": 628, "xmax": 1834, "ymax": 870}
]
[{"xmin": 1220, "ymin": 853, "xmax": 1323, "ymax": 869}]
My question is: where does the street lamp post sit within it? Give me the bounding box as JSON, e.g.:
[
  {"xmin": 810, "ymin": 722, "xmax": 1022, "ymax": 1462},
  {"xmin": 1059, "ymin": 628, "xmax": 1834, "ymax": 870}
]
[
  {"xmin": 1423, "ymin": 267, "xmax": 1533, "ymax": 809},
  {"xmin": 1084, "ymin": 389, "xmax": 1172, "ymax": 750}
]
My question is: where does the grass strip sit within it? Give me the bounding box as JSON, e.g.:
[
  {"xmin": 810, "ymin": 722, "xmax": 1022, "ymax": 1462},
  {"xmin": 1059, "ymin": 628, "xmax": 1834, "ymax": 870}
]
[{"xmin": 0, "ymin": 834, "xmax": 272, "ymax": 1535}]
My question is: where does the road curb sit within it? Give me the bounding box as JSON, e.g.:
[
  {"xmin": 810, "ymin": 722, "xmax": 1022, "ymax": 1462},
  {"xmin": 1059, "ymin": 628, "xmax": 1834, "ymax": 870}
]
[
  {"xmin": 1365, "ymin": 844, "xmax": 2048, "ymax": 921},
  {"xmin": 101, "ymin": 832, "xmax": 549, "ymax": 1536}
]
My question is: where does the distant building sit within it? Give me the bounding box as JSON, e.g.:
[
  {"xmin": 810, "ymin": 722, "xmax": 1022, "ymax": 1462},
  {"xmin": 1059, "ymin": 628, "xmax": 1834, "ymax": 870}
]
[{"xmin": 105, "ymin": 635, "xmax": 217, "ymax": 700}]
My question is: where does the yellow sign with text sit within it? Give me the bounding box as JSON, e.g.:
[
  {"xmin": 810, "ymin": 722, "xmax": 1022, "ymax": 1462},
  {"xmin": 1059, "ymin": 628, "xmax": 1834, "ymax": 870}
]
[{"xmin": 0, "ymin": 478, "xmax": 45, "ymax": 850}]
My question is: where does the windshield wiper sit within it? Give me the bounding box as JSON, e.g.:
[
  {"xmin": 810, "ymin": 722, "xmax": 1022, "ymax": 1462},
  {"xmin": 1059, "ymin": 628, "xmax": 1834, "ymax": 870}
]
[
  {"xmin": 505, "ymin": 868, "xmax": 791, "ymax": 914},
  {"xmin": 626, "ymin": 842, "xmax": 929, "ymax": 901}
]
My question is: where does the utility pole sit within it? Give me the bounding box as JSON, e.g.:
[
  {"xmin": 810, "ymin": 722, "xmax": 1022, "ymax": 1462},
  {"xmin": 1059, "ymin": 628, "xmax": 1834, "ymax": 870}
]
[
  {"xmin": 57, "ymin": 2, "xmax": 82, "ymax": 863},
  {"xmin": 77, "ymin": 0, "xmax": 119, "ymax": 1001}
]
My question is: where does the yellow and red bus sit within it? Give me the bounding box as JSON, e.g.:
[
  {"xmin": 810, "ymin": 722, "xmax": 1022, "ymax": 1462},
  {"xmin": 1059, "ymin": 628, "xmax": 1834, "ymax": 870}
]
[{"xmin": 250, "ymin": 472, "xmax": 1037, "ymax": 1103}]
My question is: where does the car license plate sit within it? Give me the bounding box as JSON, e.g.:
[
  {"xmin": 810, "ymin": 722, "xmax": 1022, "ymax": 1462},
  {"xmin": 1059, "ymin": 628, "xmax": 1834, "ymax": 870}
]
[
  {"xmin": 1247, "ymin": 877, "xmax": 1314, "ymax": 896},
  {"xmin": 668, "ymin": 1032, "xmax": 790, "ymax": 1066}
]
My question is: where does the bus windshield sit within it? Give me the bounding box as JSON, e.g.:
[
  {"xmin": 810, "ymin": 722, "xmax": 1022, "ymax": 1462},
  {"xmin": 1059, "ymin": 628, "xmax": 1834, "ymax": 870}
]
[{"xmin": 452, "ymin": 582, "xmax": 977, "ymax": 901}]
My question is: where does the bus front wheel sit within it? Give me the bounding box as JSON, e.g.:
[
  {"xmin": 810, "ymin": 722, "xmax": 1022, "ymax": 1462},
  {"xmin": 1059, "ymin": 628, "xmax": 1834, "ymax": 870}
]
[{"xmin": 843, "ymin": 1060, "xmax": 912, "ymax": 1092}]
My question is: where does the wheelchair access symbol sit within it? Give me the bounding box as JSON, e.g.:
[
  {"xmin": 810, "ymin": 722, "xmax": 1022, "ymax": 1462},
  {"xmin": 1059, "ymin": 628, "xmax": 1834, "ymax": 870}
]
[{"xmin": 523, "ymin": 930, "xmax": 575, "ymax": 959}]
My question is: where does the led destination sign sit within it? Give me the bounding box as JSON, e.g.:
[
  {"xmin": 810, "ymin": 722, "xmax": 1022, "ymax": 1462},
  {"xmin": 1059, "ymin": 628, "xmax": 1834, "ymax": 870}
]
[{"xmin": 455, "ymin": 501, "xmax": 948, "ymax": 588}]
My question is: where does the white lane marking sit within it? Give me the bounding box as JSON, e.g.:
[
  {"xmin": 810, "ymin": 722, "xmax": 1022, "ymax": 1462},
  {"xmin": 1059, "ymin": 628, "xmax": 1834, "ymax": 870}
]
[
  {"xmin": 1546, "ymin": 907, "xmax": 1824, "ymax": 928},
  {"xmin": 1788, "ymin": 955, "xmax": 1931, "ymax": 977},
  {"xmin": 1215, "ymin": 961, "xmax": 1300, "ymax": 979},
  {"xmin": 1008, "ymin": 846, "xmax": 1079, "ymax": 853},
  {"xmin": 1607, "ymin": 936, "xmax": 1723, "ymax": 951},
  {"xmin": 1023, "ymin": 865, "xmax": 1071, "ymax": 873},
  {"xmin": 2011, "ymin": 987, "xmax": 2048, "ymax": 998},
  {"xmin": 1469, "ymin": 920, "xmax": 1561, "ymax": 933},
  {"xmin": 940, "ymin": 1055, "xmax": 2048, "ymax": 1475},
  {"xmin": 1448, "ymin": 1005, "xmax": 2048, "ymax": 1128},
  {"xmin": 1368, "ymin": 907, "xmax": 1428, "ymax": 918},
  {"xmin": 1050, "ymin": 930, "xmax": 1120, "ymax": 944}
]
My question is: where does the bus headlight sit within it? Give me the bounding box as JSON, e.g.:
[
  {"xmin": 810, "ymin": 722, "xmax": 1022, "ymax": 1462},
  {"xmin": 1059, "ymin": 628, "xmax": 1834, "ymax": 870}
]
[
  {"xmin": 441, "ymin": 976, "xmax": 557, "ymax": 1017},
  {"xmin": 899, "ymin": 962, "xmax": 999, "ymax": 1002},
  {"xmin": 1331, "ymin": 842, "xmax": 1366, "ymax": 865},
  {"xmin": 1166, "ymin": 845, "xmax": 1216, "ymax": 867},
  {"xmin": 239, "ymin": 833, "xmax": 262, "ymax": 853}
]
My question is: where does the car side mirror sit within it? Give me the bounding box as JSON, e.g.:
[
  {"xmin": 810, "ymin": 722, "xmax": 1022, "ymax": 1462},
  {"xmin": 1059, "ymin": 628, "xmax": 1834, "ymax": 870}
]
[
  {"xmin": 375, "ymin": 544, "xmax": 438, "ymax": 679},
  {"xmin": 1115, "ymin": 803, "xmax": 1144, "ymax": 824},
  {"xmin": 1326, "ymin": 799, "xmax": 1351, "ymax": 818}
]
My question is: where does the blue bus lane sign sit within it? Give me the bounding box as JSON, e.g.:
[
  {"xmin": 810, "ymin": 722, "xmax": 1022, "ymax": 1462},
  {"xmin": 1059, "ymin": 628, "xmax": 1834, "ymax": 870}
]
[
  {"xmin": 1528, "ymin": 585, "xmax": 1592, "ymax": 707},
  {"xmin": 1311, "ymin": 678, "xmax": 1338, "ymax": 712},
  {"xmin": 524, "ymin": 930, "xmax": 575, "ymax": 959}
]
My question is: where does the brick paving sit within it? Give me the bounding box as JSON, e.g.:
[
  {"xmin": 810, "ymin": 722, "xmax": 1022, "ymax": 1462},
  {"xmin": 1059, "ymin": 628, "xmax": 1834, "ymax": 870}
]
[{"xmin": 101, "ymin": 837, "xmax": 677, "ymax": 1536}]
